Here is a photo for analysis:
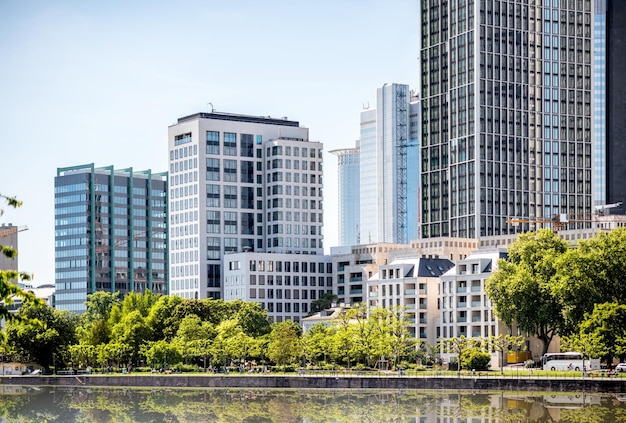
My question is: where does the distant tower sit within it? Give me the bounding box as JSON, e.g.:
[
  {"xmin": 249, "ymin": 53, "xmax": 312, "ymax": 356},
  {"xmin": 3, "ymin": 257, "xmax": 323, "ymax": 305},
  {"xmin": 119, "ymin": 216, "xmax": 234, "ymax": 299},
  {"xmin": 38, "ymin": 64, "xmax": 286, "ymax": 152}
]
[
  {"xmin": 359, "ymin": 83, "xmax": 420, "ymax": 244},
  {"xmin": 330, "ymin": 143, "xmax": 360, "ymax": 247}
]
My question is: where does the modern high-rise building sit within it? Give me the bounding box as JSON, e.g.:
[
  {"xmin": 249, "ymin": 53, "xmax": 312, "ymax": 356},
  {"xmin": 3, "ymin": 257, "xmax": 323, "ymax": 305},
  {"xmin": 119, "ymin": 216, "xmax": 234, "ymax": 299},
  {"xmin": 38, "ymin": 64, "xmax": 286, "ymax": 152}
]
[
  {"xmin": 419, "ymin": 1, "xmax": 594, "ymax": 238},
  {"xmin": 593, "ymin": 0, "xmax": 607, "ymax": 208},
  {"xmin": 168, "ymin": 112, "xmax": 325, "ymax": 301},
  {"xmin": 329, "ymin": 142, "xmax": 360, "ymax": 246},
  {"xmin": 54, "ymin": 164, "xmax": 168, "ymax": 313},
  {"xmin": 604, "ymin": 1, "xmax": 626, "ymax": 211},
  {"xmin": 347, "ymin": 83, "xmax": 421, "ymax": 245}
]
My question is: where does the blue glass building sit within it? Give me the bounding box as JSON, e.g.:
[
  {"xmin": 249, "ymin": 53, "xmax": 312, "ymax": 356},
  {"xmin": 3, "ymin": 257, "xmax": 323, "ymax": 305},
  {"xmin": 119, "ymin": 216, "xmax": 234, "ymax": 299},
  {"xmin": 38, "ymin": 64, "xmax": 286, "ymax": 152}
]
[{"xmin": 54, "ymin": 164, "xmax": 168, "ymax": 313}]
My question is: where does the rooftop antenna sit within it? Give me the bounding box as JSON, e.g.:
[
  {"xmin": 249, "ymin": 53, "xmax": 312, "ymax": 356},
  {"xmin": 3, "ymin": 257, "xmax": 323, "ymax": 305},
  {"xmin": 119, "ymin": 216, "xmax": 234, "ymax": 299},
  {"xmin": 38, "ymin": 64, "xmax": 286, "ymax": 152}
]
[{"xmin": 207, "ymin": 102, "xmax": 215, "ymax": 112}]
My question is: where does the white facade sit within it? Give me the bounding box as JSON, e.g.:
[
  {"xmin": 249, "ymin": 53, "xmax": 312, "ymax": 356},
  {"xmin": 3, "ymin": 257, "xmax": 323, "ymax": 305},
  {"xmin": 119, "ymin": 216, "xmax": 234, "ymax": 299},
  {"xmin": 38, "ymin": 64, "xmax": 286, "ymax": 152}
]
[
  {"xmin": 367, "ymin": 257, "xmax": 454, "ymax": 344},
  {"xmin": 167, "ymin": 112, "xmax": 323, "ymax": 300},
  {"xmin": 222, "ymin": 251, "xmax": 332, "ymax": 323},
  {"xmin": 439, "ymin": 249, "xmax": 508, "ymax": 366}
]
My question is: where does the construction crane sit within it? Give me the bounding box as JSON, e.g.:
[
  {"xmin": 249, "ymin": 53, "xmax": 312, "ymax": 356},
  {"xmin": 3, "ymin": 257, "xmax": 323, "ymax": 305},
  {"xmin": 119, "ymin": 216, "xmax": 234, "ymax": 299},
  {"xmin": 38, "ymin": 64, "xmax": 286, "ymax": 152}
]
[
  {"xmin": 594, "ymin": 201, "xmax": 623, "ymax": 216},
  {"xmin": 0, "ymin": 225, "xmax": 28, "ymax": 238},
  {"xmin": 506, "ymin": 213, "xmax": 596, "ymax": 232}
]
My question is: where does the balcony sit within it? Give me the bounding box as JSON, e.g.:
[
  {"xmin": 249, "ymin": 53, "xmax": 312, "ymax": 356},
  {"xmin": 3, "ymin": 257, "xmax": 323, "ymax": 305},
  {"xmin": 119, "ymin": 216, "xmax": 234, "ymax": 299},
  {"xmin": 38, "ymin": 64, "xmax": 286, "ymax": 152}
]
[
  {"xmin": 368, "ymin": 291, "xmax": 378, "ymax": 297},
  {"xmin": 471, "ymin": 301, "xmax": 481, "ymax": 307},
  {"xmin": 471, "ymin": 285, "xmax": 482, "ymax": 292},
  {"xmin": 419, "ymin": 318, "xmax": 428, "ymax": 324},
  {"xmin": 457, "ymin": 302, "xmax": 467, "ymax": 308},
  {"xmin": 472, "ymin": 331, "xmax": 482, "ymax": 337},
  {"xmin": 457, "ymin": 287, "xmax": 467, "ymax": 293},
  {"xmin": 472, "ymin": 316, "xmax": 482, "ymax": 322},
  {"xmin": 349, "ymin": 277, "xmax": 363, "ymax": 282},
  {"xmin": 419, "ymin": 303, "xmax": 427, "ymax": 310},
  {"xmin": 349, "ymin": 289, "xmax": 363, "ymax": 295},
  {"xmin": 457, "ymin": 317, "xmax": 467, "ymax": 323},
  {"xmin": 405, "ymin": 304, "xmax": 416, "ymax": 310},
  {"xmin": 404, "ymin": 289, "xmax": 416, "ymax": 295}
]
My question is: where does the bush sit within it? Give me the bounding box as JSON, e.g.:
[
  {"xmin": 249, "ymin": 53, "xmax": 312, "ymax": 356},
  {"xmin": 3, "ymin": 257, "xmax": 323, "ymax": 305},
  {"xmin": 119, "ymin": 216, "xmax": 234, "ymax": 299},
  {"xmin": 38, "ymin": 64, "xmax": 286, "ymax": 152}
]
[{"xmin": 461, "ymin": 348, "xmax": 491, "ymax": 371}]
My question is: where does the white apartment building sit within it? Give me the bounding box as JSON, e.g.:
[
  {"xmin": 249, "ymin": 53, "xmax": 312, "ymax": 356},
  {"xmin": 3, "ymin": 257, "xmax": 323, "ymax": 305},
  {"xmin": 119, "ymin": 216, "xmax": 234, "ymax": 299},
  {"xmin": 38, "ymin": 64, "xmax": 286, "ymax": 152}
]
[
  {"xmin": 222, "ymin": 252, "xmax": 332, "ymax": 323},
  {"xmin": 168, "ymin": 112, "xmax": 324, "ymax": 300},
  {"xmin": 367, "ymin": 257, "xmax": 454, "ymax": 344}
]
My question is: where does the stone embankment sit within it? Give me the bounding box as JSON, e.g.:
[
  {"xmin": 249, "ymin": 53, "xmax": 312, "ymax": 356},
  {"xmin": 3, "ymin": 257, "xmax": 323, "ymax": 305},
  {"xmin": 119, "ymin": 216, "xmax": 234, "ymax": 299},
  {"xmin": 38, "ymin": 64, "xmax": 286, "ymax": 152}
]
[{"xmin": 2, "ymin": 374, "xmax": 625, "ymax": 393}]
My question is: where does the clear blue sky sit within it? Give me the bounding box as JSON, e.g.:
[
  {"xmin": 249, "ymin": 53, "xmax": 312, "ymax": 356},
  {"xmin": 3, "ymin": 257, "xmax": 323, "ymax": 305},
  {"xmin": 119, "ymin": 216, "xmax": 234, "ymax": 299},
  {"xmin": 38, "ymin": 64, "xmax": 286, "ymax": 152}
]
[{"xmin": 0, "ymin": 0, "xmax": 419, "ymax": 285}]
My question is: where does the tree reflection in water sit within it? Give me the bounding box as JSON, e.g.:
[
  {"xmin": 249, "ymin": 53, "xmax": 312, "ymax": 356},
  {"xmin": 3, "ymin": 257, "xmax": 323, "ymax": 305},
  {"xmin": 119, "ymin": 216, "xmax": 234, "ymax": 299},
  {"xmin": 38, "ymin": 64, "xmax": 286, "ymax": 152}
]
[{"xmin": 0, "ymin": 386, "xmax": 624, "ymax": 422}]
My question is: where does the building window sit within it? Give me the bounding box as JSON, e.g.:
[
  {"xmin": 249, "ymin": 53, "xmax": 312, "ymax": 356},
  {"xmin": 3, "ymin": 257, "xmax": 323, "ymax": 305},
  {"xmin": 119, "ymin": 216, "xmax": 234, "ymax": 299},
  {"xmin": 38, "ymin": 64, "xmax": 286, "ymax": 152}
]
[
  {"xmin": 224, "ymin": 159, "xmax": 237, "ymax": 182},
  {"xmin": 206, "ymin": 158, "xmax": 220, "ymax": 181},
  {"xmin": 224, "ymin": 186, "xmax": 237, "ymax": 208},
  {"xmin": 206, "ymin": 131, "xmax": 219, "ymax": 154},
  {"xmin": 224, "ymin": 132, "xmax": 237, "ymax": 156},
  {"xmin": 206, "ymin": 185, "xmax": 220, "ymax": 207}
]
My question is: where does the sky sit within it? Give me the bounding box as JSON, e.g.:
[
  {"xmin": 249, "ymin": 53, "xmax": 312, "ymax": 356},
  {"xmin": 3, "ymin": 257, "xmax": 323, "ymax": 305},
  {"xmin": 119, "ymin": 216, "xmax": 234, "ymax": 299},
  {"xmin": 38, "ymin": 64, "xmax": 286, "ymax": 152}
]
[{"xmin": 0, "ymin": 0, "xmax": 420, "ymax": 286}]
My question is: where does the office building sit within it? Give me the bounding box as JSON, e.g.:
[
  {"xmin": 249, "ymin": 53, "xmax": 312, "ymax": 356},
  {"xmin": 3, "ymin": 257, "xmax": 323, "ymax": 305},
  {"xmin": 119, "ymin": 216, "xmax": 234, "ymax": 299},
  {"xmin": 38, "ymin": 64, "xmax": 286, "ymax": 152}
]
[
  {"xmin": 604, "ymin": 1, "xmax": 626, "ymax": 211},
  {"xmin": 359, "ymin": 83, "xmax": 420, "ymax": 244},
  {"xmin": 419, "ymin": 1, "xmax": 594, "ymax": 238},
  {"xmin": 329, "ymin": 143, "xmax": 360, "ymax": 247},
  {"xmin": 54, "ymin": 164, "xmax": 168, "ymax": 313},
  {"xmin": 222, "ymin": 252, "xmax": 332, "ymax": 323},
  {"xmin": 168, "ymin": 112, "xmax": 324, "ymax": 301}
]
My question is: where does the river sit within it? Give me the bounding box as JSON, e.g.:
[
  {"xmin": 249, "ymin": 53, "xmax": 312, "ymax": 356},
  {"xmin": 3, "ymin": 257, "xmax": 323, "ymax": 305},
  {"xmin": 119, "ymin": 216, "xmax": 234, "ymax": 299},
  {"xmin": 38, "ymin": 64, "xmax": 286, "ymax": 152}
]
[{"xmin": 1, "ymin": 385, "xmax": 625, "ymax": 422}]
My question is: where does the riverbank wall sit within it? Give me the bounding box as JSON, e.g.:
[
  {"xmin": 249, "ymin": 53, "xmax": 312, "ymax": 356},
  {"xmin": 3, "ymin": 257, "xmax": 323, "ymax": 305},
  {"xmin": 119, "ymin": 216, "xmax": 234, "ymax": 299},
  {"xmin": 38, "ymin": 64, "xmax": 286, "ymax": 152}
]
[{"xmin": 2, "ymin": 375, "xmax": 625, "ymax": 393}]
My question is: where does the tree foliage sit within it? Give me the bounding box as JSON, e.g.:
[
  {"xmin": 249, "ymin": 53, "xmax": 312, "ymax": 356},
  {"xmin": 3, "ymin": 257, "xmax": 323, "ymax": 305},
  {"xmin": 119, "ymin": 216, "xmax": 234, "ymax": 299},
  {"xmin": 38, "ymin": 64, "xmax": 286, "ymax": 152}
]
[
  {"xmin": 485, "ymin": 229, "xmax": 568, "ymax": 355},
  {"xmin": 0, "ymin": 194, "xmax": 41, "ymax": 323}
]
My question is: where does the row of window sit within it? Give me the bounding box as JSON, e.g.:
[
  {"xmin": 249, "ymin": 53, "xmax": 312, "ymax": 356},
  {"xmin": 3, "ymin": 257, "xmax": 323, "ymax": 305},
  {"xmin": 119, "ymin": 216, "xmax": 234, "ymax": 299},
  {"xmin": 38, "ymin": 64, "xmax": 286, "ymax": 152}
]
[{"xmin": 249, "ymin": 260, "xmax": 332, "ymax": 273}]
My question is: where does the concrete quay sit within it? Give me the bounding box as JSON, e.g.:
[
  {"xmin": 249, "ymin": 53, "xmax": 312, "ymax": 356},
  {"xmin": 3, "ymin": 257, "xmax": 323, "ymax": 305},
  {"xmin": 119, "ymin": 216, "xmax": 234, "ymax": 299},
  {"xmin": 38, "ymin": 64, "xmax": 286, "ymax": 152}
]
[{"xmin": 1, "ymin": 374, "xmax": 625, "ymax": 393}]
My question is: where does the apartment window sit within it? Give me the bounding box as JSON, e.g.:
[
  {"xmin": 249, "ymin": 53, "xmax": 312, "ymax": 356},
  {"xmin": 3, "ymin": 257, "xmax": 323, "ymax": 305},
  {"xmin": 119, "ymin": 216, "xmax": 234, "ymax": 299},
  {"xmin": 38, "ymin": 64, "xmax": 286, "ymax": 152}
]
[
  {"xmin": 224, "ymin": 159, "xmax": 237, "ymax": 182},
  {"xmin": 224, "ymin": 186, "xmax": 237, "ymax": 208},
  {"xmin": 206, "ymin": 185, "xmax": 220, "ymax": 207},
  {"xmin": 207, "ymin": 211, "xmax": 220, "ymax": 234},
  {"xmin": 224, "ymin": 132, "xmax": 237, "ymax": 156},
  {"xmin": 206, "ymin": 158, "xmax": 220, "ymax": 181},
  {"xmin": 206, "ymin": 131, "xmax": 219, "ymax": 154},
  {"xmin": 207, "ymin": 237, "xmax": 220, "ymax": 259},
  {"xmin": 224, "ymin": 212, "xmax": 237, "ymax": 234}
]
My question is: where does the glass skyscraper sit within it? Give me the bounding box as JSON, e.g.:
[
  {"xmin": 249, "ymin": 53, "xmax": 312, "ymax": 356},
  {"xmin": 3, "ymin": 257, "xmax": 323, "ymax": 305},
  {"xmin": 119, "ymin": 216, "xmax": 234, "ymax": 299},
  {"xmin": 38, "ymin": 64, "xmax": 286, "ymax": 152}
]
[
  {"xmin": 419, "ymin": 1, "xmax": 594, "ymax": 238},
  {"xmin": 54, "ymin": 164, "xmax": 168, "ymax": 313},
  {"xmin": 330, "ymin": 144, "xmax": 361, "ymax": 246},
  {"xmin": 359, "ymin": 83, "xmax": 420, "ymax": 244}
]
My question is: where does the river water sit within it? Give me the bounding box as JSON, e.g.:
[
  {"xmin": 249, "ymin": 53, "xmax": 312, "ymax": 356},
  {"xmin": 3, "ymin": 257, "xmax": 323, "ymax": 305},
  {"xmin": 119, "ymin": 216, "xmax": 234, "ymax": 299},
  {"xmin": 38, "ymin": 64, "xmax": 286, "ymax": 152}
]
[{"xmin": 0, "ymin": 385, "xmax": 625, "ymax": 422}]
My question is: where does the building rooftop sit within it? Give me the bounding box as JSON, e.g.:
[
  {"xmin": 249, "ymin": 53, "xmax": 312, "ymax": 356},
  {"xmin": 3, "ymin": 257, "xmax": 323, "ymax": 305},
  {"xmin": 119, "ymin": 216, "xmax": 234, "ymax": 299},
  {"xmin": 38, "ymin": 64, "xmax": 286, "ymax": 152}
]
[{"xmin": 176, "ymin": 112, "xmax": 300, "ymax": 127}]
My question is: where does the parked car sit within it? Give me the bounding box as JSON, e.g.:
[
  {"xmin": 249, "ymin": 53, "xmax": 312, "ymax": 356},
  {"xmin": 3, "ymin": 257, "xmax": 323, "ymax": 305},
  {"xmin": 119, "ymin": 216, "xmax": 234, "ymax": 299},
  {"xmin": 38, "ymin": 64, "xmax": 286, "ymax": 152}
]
[{"xmin": 615, "ymin": 363, "xmax": 626, "ymax": 372}]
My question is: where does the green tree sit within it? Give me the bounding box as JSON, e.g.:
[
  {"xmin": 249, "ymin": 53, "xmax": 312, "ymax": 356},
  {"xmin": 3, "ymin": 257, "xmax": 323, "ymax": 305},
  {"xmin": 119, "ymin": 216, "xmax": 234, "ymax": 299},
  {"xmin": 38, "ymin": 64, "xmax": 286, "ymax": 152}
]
[
  {"xmin": 267, "ymin": 320, "xmax": 302, "ymax": 366},
  {"xmin": 485, "ymin": 229, "xmax": 568, "ymax": 356},
  {"xmin": 302, "ymin": 324, "xmax": 332, "ymax": 365},
  {"xmin": 0, "ymin": 194, "xmax": 41, "ymax": 323},
  {"xmin": 110, "ymin": 310, "xmax": 150, "ymax": 364},
  {"xmin": 563, "ymin": 302, "xmax": 626, "ymax": 364},
  {"xmin": 6, "ymin": 302, "xmax": 78, "ymax": 369},
  {"xmin": 309, "ymin": 292, "xmax": 338, "ymax": 315},
  {"xmin": 145, "ymin": 294, "xmax": 183, "ymax": 341},
  {"xmin": 487, "ymin": 334, "xmax": 525, "ymax": 374},
  {"xmin": 553, "ymin": 228, "xmax": 626, "ymax": 333},
  {"xmin": 77, "ymin": 291, "xmax": 121, "ymax": 346},
  {"xmin": 461, "ymin": 347, "xmax": 491, "ymax": 371},
  {"xmin": 143, "ymin": 339, "xmax": 182, "ymax": 369},
  {"xmin": 233, "ymin": 301, "xmax": 271, "ymax": 338}
]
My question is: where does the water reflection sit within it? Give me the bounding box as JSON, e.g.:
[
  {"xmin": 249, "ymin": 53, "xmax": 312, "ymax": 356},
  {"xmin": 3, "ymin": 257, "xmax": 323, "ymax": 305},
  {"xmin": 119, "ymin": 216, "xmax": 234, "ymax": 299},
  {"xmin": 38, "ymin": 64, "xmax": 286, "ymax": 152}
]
[{"xmin": 0, "ymin": 385, "xmax": 625, "ymax": 422}]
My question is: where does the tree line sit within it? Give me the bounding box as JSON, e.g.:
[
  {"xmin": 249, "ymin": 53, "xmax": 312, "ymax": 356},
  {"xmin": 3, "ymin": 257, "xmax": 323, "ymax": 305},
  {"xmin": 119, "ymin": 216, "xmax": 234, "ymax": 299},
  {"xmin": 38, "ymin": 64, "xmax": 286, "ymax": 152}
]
[{"xmin": 486, "ymin": 227, "xmax": 626, "ymax": 365}]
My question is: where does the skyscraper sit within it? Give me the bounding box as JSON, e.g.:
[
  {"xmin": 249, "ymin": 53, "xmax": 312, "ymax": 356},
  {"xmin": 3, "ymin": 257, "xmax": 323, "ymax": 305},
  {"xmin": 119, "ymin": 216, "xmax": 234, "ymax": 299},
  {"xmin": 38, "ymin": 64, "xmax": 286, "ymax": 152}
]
[
  {"xmin": 329, "ymin": 143, "xmax": 360, "ymax": 246},
  {"xmin": 359, "ymin": 83, "xmax": 420, "ymax": 244},
  {"xmin": 604, "ymin": 0, "xmax": 626, "ymax": 211},
  {"xmin": 168, "ymin": 112, "xmax": 324, "ymax": 301},
  {"xmin": 419, "ymin": 1, "xmax": 594, "ymax": 238},
  {"xmin": 54, "ymin": 164, "xmax": 168, "ymax": 313}
]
